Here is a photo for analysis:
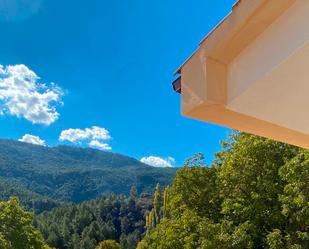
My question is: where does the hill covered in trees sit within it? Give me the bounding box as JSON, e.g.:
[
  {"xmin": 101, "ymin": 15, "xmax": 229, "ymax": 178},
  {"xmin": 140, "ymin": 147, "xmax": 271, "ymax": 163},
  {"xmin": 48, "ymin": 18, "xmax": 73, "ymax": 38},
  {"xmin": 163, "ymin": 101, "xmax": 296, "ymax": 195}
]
[
  {"xmin": 0, "ymin": 139, "xmax": 176, "ymax": 203},
  {"xmin": 1, "ymin": 133, "xmax": 308, "ymax": 248},
  {"xmin": 0, "ymin": 177, "xmax": 60, "ymax": 213}
]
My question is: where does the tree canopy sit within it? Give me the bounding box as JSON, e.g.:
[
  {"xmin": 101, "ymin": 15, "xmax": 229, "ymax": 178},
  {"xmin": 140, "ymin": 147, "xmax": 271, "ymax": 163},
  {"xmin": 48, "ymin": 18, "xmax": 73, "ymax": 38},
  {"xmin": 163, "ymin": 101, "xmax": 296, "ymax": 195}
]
[
  {"xmin": 35, "ymin": 187, "xmax": 152, "ymax": 249},
  {"xmin": 0, "ymin": 197, "xmax": 52, "ymax": 249},
  {"xmin": 95, "ymin": 240, "xmax": 121, "ymax": 249},
  {"xmin": 138, "ymin": 132, "xmax": 309, "ymax": 248}
]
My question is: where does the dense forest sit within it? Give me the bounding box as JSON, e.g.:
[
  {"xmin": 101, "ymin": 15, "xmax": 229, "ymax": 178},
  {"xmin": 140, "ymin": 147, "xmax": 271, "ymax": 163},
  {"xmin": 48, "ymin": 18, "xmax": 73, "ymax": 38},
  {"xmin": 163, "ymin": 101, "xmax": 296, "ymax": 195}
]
[
  {"xmin": 0, "ymin": 177, "xmax": 60, "ymax": 213},
  {"xmin": 0, "ymin": 133, "xmax": 308, "ymax": 248},
  {"xmin": 34, "ymin": 187, "xmax": 152, "ymax": 249},
  {"xmin": 0, "ymin": 139, "xmax": 176, "ymax": 203},
  {"xmin": 0, "ymin": 188, "xmax": 151, "ymax": 249}
]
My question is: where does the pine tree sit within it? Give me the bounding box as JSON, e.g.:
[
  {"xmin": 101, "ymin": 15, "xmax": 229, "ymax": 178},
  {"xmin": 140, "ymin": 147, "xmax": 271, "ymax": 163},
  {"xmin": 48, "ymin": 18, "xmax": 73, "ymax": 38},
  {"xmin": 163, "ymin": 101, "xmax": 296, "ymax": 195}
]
[{"xmin": 130, "ymin": 186, "xmax": 138, "ymax": 202}]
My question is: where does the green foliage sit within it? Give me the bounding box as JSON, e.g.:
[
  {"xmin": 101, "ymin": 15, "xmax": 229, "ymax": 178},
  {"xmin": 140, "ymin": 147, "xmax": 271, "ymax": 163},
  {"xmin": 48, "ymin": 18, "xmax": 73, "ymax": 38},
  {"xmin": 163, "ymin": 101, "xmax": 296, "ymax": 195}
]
[
  {"xmin": 183, "ymin": 152, "xmax": 206, "ymax": 167},
  {"xmin": 0, "ymin": 139, "xmax": 175, "ymax": 247},
  {"xmin": 0, "ymin": 198, "xmax": 51, "ymax": 249},
  {"xmin": 1, "ymin": 133, "xmax": 308, "ymax": 248},
  {"xmin": 95, "ymin": 240, "xmax": 121, "ymax": 249},
  {"xmin": 153, "ymin": 183, "xmax": 162, "ymax": 225},
  {"xmin": 35, "ymin": 189, "xmax": 153, "ymax": 249},
  {"xmin": 266, "ymin": 229, "xmax": 284, "ymax": 249},
  {"xmin": 0, "ymin": 177, "xmax": 59, "ymax": 213},
  {"xmin": 172, "ymin": 164, "xmax": 221, "ymax": 220},
  {"xmin": 279, "ymin": 152, "xmax": 309, "ymax": 247},
  {"xmin": 0, "ymin": 139, "xmax": 176, "ymax": 203},
  {"xmin": 140, "ymin": 132, "xmax": 309, "ymax": 248}
]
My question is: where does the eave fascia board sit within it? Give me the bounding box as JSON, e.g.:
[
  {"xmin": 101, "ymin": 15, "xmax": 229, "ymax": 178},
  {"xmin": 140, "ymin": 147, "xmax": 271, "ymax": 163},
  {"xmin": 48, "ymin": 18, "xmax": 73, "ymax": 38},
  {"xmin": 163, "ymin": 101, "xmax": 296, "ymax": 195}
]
[{"xmin": 174, "ymin": 0, "xmax": 296, "ymax": 75}]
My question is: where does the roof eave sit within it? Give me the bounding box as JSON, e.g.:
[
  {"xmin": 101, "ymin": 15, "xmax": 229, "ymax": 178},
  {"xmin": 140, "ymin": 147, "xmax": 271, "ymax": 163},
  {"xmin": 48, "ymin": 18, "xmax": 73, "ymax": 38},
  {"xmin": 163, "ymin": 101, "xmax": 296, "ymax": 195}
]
[{"xmin": 174, "ymin": 0, "xmax": 295, "ymax": 75}]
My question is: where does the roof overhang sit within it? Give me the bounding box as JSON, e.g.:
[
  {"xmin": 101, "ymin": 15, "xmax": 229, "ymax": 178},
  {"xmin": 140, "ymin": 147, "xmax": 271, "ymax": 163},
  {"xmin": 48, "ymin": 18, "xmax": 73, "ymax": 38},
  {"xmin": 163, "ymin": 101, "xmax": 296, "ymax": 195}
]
[{"xmin": 174, "ymin": 0, "xmax": 309, "ymax": 148}]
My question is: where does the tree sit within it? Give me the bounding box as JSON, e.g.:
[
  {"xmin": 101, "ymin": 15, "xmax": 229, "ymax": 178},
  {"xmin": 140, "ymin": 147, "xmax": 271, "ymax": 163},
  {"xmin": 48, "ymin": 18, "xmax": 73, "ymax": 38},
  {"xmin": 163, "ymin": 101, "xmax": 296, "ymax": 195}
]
[
  {"xmin": 162, "ymin": 186, "xmax": 169, "ymax": 218},
  {"xmin": 218, "ymin": 133, "xmax": 299, "ymax": 246},
  {"xmin": 153, "ymin": 183, "xmax": 162, "ymax": 225},
  {"xmin": 0, "ymin": 197, "xmax": 52, "ymax": 249},
  {"xmin": 95, "ymin": 240, "xmax": 121, "ymax": 249},
  {"xmin": 278, "ymin": 152, "xmax": 309, "ymax": 247},
  {"xmin": 183, "ymin": 152, "xmax": 205, "ymax": 167},
  {"xmin": 129, "ymin": 186, "xmax": 138, "ymax": 202},
  {"xmin": 172, "ymin": 164, "xmax": 221, "ymax": 220},
  {"xmin": 139, "ymin": 132, "xmax": 309, "ymax": 248}
]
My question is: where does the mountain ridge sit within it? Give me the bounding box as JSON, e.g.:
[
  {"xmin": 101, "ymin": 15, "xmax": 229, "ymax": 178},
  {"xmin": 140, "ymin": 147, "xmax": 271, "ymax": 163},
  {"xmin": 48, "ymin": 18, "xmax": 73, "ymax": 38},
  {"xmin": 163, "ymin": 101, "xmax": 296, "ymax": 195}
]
[{"xmin": 0, "ymin": 139, "xmax": 176, "ymax": 203}]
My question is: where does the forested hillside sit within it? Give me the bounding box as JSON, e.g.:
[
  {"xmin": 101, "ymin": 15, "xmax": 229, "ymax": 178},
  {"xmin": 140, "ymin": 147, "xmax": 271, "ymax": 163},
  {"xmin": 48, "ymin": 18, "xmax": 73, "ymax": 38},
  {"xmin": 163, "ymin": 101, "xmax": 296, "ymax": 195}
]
[
  {"xmin": 0, "ymin": 177, "xmax": 60, "ymax": 213},
  {"xmin": 1, "ymin": 133, "xmax": 308, "ymax": 249},
  {"xmin": 138, "ymin": 133, "xmax": 309, "ymax": 248},
  {"xmin": 0, "ymin": 139, "xmax": 176, "ymax": 203},
  {"xmin": 35, "ymin": 187, "xmax": 152, "ymax": 249}
]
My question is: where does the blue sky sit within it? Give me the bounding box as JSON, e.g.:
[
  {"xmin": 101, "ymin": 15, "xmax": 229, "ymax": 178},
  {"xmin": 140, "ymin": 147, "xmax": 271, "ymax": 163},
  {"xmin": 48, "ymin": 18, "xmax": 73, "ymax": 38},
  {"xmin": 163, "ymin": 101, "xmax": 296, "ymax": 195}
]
[{"xmin": 0, "ymin": 0, "xmax": 235, "ymax": 167}]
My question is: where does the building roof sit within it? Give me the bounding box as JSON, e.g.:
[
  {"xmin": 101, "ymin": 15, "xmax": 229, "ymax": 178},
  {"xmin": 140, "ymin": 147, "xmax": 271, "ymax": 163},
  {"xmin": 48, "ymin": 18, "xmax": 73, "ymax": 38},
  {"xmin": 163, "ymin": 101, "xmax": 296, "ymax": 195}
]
[{"xmin": 175, "ymin": 0, "xmax": 295, "ymax": 75}]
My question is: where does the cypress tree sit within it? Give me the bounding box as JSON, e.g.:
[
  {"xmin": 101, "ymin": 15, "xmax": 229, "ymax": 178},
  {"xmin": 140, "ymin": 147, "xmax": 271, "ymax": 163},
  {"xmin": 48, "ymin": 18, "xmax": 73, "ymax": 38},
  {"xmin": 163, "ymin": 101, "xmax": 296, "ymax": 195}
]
[
  {"xmin": 163, "ymin": 186, "xmax": 169, "ymax": 218},
  {"xmin": 153, "ymin": 183, "xmax": 162, "ymax": 225}
]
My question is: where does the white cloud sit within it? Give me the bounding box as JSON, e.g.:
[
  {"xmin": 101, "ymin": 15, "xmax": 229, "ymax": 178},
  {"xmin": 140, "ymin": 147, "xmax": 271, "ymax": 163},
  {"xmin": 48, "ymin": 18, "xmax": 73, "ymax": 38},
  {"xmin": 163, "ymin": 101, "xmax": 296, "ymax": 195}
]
[
  {"xmin": 140, "ymin": 156, "xmax": 175, "ymax": 168},
  {"xmin": 59, "ymin": 126, "xmax": 112, "ymax": 150},
  {"xmin": 89, "ymin": 140, "xmax": 111, "ymax": 151},
  {"xmin": 59, "ymin": 126, "xmax": 111, "ymax": 143},
  {"xmin": 18, "ymin": 134, "xmax": 46, "ymax": 146},
  {"xmin": 0, "ymin": 64, "xmax": 63, "ymax": 125}
]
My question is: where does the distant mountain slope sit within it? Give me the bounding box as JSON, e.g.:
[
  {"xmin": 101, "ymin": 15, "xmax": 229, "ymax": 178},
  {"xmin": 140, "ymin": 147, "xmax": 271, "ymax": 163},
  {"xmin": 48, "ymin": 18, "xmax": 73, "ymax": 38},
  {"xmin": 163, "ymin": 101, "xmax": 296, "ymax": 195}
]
[
  {"xmin": 0, "ymin": 177, "xmax": 60, "ymax": 213},
  {"xmin": 0, "ymin": 139, "xmax": 176, "ymax": 202}
]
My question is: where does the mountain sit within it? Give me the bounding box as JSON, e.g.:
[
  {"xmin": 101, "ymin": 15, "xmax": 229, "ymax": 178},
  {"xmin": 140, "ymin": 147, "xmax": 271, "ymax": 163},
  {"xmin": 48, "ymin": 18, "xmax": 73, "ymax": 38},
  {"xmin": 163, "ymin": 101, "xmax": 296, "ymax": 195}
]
[{"xmin": 0, "ymin": 139, "xmax": 176, "ymax": 203}]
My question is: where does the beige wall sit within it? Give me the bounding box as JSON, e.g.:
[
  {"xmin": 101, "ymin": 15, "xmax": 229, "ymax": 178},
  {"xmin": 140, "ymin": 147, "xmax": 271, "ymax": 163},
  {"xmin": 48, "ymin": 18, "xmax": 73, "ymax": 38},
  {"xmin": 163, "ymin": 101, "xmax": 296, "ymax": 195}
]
[{"xmin": 228, "ymin": 0, "xmax": 309, "ymax": 102}]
